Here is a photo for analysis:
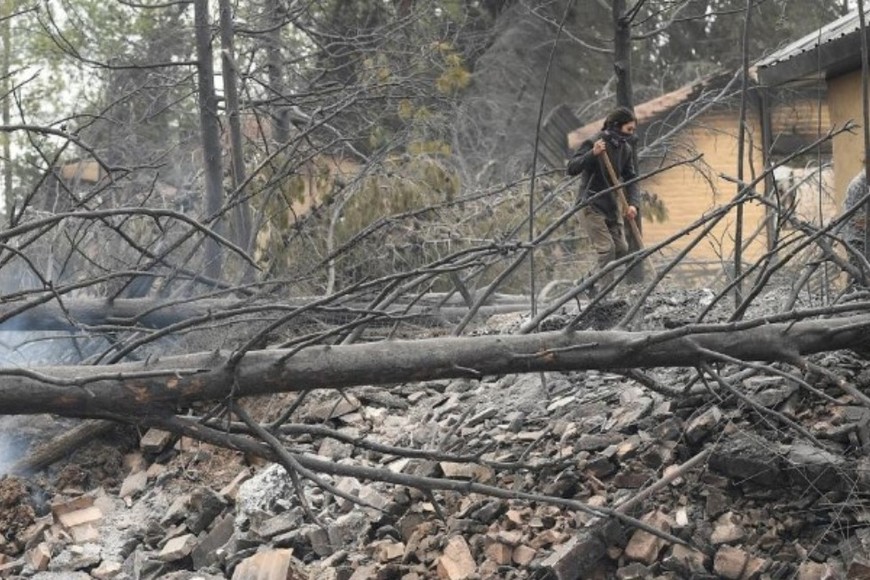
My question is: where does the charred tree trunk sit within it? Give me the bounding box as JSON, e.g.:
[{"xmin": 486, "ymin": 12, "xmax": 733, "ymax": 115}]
[
  {"xmin": 613, "ymin": 0, "xmax": 633, "ymax": 111},
  {"xmin": 10, "ymin": 419, "xmax": 115, "ymax": 475},
  {"xmin": 1, "ymin": 0, "xmax": 11, "ymax": 219},
  {"xmin": 264, "ymin": 0, "xmax": 290, "ymax": 145},
  {"xmin": 0, "ymin": 296, "xmax": 531, "ymax": 331},
  {"xmin": 194, "ymin": 0, "xmax": 225, "ymax": 282},
  {"xmin": 219, "ymin": 0, "xmax": 253, "ymax": 259},
  {"xmin": 2, "ymin": 313, "xmax": 868, "ymax": 418}
]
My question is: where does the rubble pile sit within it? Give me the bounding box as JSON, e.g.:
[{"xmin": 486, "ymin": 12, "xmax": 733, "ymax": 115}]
[{"xmin": 1, "ymin": 289, "xmax": 870, "ymax": 579}]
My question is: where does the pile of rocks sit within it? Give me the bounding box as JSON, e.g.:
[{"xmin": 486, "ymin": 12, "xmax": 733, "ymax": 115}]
[{"xmin": 2, "ymin": 289, "xmax": 870, "ymax": 579}]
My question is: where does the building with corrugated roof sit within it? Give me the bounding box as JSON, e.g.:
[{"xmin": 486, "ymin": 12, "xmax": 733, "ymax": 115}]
[{"xmin": 756, "ymin": 9, "xmax": 869, "ymax": 203}]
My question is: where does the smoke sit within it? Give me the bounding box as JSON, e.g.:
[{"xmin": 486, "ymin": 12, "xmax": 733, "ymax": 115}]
[
  {"xmin": 0, "ymin": 256, "xmax": 113, "ymax": 367},
  {"xmin": 0, "ymin": 416, "xmax": 43, "ymax": 476},
  {"xmin": 0, "ymin": 262, "xmax": 112, "ymax": 477},
  {"xmin": 0, "ymin": 331, "xmax": 100, "ymax": 367},
  {"xmin": 0, "ymin": 429, "xmax": 21, "ymax": 475}
]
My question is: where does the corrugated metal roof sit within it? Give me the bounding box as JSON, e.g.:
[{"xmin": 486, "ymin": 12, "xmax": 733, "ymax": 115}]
[{"xmin": 755, "ymin": 10, "xmax": 860, "ymax": 71}]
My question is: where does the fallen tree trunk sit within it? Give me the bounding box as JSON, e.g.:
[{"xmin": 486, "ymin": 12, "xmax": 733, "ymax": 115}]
[
  {"xmin": 0, "ymin": 296, "xmax": 530, "ymax": 331},
  {"xmin": 9, "ymin": 419, "xmax": 115, "ymax": 475},
  {"xmin": 0, "ymin": 297, "xmax": 262, "ymax": 330},
  {"xmin": 1, "ymin": 312, "xmax": 868, "ymax": 418}
]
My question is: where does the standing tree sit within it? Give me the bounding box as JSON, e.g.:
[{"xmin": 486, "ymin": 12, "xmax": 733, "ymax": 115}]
[
  {"xmin": 0, "ymin": 0, "xmax": 11, "ymax": 217},
  {"xmin": 195, "ymin": 0, "xmax": 227, "ymax": 282}
]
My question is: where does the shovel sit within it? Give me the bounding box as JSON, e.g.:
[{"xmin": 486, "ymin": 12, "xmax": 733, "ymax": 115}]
[{"xmin": 600, "ymin": 151, "xmax": 656, "ymax": 278}]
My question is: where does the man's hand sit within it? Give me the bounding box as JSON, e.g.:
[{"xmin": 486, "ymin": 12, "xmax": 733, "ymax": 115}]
[
  {"xmin": 592, "ymin": 139, "xmax": 606, "ymax": 156},
  {"xmin": 625, "ymin": 205, "xmax": 638, "ymax": 221}
]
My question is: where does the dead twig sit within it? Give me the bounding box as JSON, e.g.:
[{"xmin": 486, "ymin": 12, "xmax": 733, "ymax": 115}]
[
  {"xmin": 614, "ymin": 448, "xmax": 713, "ymax": 515},
  {"xmin": 697, "ymin": 360, "xmax": 825, "ymax": 448}
]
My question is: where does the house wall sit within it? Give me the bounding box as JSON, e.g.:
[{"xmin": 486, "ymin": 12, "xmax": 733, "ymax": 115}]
[
  {"xmin": 769, "ymin": 92, "xmax": 830, "ymax": 144},
  {"xmin": 58, "ymin": 160, "xmax": 103, "ymax": 184},
  {"xmin": 767, "ymin": 93, "xmax": 837, "ymax": 228},
  {"xmin": 291, "ymin": 156, "xmax": 361, "ymax": 217},
  {"xmin": 827, "ymin": 70, "xmax": 866, "ymax": 204},
  {"xmin": 635, "ymin": 94, "xmax": 835, "ymax": 280},
  {"xmin": 640, "ymin": 110, "xmax": 769, "ymax": 266}
]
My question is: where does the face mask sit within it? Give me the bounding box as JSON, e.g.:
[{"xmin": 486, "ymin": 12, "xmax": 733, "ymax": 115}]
[{"xmin": 604, "ymin": 127, "xmax": 635, "ymax": 146}]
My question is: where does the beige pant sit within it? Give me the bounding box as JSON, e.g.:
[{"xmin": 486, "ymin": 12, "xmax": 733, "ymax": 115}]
[{"xmin": 581, "ymin": 207, "xmax": 628, "ymax": 289}]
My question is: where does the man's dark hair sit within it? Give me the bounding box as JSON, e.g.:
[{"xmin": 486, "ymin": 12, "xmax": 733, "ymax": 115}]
[{"xmin": 602, "ymin": 106, "xmax": 637, "ymax": 130}]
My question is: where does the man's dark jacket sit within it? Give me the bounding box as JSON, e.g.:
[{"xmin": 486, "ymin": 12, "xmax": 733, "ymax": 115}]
[{"xmin": 566, "ymin": 130, "xmax": 640, "ymax": 224}]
